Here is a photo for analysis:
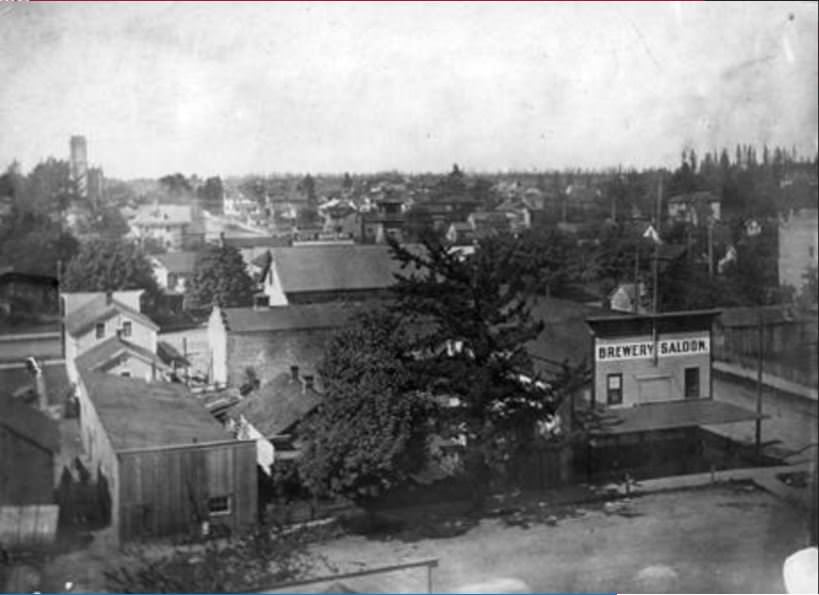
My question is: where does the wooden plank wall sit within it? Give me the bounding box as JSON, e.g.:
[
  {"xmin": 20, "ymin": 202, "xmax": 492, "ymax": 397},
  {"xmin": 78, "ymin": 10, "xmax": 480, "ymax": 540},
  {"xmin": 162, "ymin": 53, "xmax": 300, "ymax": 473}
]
[{"xmin": 117, "ymin": 441, "xmax": 257, "ymax": 541}]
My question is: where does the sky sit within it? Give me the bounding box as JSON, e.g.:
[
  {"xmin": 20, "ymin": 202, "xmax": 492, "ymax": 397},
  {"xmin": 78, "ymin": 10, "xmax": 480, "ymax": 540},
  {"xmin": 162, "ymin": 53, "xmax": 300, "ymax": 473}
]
[{"xmin": 0, "ymin": 1, "xmax": 816, "ymax": 179}]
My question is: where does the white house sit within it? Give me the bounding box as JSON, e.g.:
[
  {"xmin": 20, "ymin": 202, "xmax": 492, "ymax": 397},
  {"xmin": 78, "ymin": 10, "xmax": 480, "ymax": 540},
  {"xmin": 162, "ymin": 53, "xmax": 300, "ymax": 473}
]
[
  {"xmin": 151, "ymin": 252, "xmax": 198, "ymax": 294},
  {"xmin": 62, "ymin": 290, "xmax": 168, "ymax": 383}
]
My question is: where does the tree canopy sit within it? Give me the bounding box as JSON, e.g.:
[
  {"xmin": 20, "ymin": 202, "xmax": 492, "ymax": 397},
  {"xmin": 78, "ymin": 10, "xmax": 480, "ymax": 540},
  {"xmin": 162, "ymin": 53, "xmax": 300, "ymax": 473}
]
[
  {"xmin": 184, "ymin": 244, "xmax": 255, "ymax": 311},
  {"xmin": 298, "ymin": 309, "xmax": 433, "ymax": 504},
  {"xmin": 387, "ymin": 234, "xmax": 559, "ymax": 505},
  {"xmin": 61, "ymin": 237, "xmax": 160, "ymax": 308}
]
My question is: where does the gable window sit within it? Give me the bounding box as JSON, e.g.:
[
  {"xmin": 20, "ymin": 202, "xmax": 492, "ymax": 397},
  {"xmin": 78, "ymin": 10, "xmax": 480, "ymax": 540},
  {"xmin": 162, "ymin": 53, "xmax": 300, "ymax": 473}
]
[
  {"xmin": 208, "ymin": 495, "xmax": 231, "ymax": 516},
  {"xmin": 122, "ymin": 321, "xmax": 132, "ymax": 338},
  {"xmin": 120, "ymin": 370, "xmax": 131, "ymax": 378},
  {"xmin": 606, "ymin": 373, "xmax": 623, "ymax": 405},
  {"xmin": 95, "ymin": 323, "xmax": 105, "ymax": 339}
]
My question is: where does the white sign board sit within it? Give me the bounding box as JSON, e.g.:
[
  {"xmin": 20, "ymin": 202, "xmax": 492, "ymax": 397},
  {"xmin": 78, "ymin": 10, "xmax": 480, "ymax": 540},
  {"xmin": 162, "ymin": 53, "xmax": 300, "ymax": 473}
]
[{"xmin": 596, "ymin": 337, "xmax": 710, "ymax": 362}]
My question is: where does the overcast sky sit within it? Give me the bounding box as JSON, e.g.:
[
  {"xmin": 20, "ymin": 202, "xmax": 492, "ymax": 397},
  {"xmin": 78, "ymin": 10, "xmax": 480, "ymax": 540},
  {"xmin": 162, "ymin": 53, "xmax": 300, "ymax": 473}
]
[{"xmin": 0, "ymin": 1, "xmax": 816, "ymax": 179}]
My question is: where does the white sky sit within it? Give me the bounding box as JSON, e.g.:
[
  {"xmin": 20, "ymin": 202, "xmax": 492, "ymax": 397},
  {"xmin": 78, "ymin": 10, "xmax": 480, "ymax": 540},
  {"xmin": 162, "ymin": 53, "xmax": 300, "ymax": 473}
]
[{"xmin": 0, "ymin": 1, "xmax": 816, "ymax": 179}]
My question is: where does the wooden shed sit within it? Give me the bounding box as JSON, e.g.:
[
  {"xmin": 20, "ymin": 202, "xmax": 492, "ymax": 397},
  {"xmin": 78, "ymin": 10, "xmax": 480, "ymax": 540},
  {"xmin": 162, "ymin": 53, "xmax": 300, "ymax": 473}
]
[
  {"xmin": 0, "ymin": 394, "xmax": 58, "ymax": 506},
  {"xmin": 77, "ymin": 370, "xmax": 257, "ymax": 543}
]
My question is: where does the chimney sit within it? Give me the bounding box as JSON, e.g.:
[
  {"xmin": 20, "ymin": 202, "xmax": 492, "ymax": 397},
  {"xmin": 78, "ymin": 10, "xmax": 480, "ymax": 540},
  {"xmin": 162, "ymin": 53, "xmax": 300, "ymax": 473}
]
[
  {"xmin": 26, "ymin": 357, "xmax": 48, "ymax": 411},
  {"xmin": 290, "ymin": 365, "xmax": 299, "ymax": 382},
  {"xmin": 105, "ymin": 291, "xmax": 113, "ymax": 306},
  {"xmin": 303, "ymin": 374, "xmax": 315, "ymax": 392}
]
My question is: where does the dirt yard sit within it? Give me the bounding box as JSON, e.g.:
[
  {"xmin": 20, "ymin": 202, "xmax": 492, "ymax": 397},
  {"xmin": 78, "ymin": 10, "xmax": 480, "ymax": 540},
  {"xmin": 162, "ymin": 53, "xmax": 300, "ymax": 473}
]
[
  {"xmin": 30, "ymin": 484, "xmax": 811, "ymax": 593},
  {"xmin": 310, "ymin": 485, "xmax": 811, "ymax": 594}
]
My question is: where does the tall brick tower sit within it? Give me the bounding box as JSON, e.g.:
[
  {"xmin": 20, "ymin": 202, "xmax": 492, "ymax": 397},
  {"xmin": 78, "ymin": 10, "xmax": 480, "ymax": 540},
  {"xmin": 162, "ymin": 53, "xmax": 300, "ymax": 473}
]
[{"xmin": 69, "ymin": 135, "xmax": 88, "ymax": 198}]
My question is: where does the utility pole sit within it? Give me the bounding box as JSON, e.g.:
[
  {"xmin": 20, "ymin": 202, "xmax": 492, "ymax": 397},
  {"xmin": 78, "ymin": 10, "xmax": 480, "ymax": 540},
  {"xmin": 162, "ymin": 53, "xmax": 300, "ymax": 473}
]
[
  {"xmin": 755, "ymin": 309, "xmax": 764, "ymax": 456},
  {"xmin": 707, "ymin": 220, "xmax": 714, "ymax": 278}
]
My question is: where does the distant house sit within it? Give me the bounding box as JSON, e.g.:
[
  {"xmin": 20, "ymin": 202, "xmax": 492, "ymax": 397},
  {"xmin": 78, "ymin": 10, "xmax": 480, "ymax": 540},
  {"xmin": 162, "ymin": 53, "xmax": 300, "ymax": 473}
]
[
  {"xmin": 220, "ymin": 234, "xmax": 292, "ymax": 273},
  {"xmin": 778, "ymin": 207, "xmax": 818, "ymax": 293},
  {"xmin": 667, "ymin": 191, "xmax": 721, "ymax": 226},
  {"xmin": 256, "ymin": 244, "xmax": 410, "ymax": 306},
  {"xmin": 468, "ymin": 211, "xmax": 512, "ymax": 238},
  {"xmin": 445, "ymin": 222, "xmax": 476, "ymax": 247},
  {"xmin": 494, "ymin": 199, "xmax": 532, "ymax": 232},
  {"xmin": 151, "ymin": 251, "xmax": 198, "ymax": 295},
  {"xmin": 608, "ymin": 282, "xmax": 649, "ymax": 314},
  {"xmin": 0, "ymin": 394, "xmax": 59, "ymax": 505},
  {"xmin": 319, "ymin": 199, "xmax": 360, "ymax": 238},
  {"xmin": 207, "ymin": 302, "xmax": 370, "ymax": 387},
  {"xmin": 0, "ymin": 271, "xmax": 60, "ymax": 320},
  {"xmin": 63, "ymin": 291, "xmax": 160, "ymax": 383},
  {"xmin": 74, "ymin": 335, "xmax": 171, "ymax": 382},
  {"xmin": 130, "ymin": 203, "xmax": 205, "ymax": 251},
  {"xmin": 360, "ymin": 195, "xmax": 405, "ymax": 244},
  {"xmin": 75, "ymin": 370, "xmax": 257, "ymax": 543}
]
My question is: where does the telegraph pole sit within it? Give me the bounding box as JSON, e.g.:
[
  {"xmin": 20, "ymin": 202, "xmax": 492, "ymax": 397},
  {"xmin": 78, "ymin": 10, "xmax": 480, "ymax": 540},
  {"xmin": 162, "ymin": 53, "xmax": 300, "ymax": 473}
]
[{"xmin": 755, "ymin": 309, "xmax": 764, "ymax": 456}]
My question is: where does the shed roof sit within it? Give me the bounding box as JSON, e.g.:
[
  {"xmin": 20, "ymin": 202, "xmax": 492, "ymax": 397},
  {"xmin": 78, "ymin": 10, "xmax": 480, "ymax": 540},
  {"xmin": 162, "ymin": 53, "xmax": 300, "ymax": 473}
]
[
  {"xmin": 0, "ymin": 361, "xmax": 72, "ymax": 407},
  {"xmin": 64, "ymin": 294, "xmax": 159, "ymax": 337},
  {"xmin": 79, "ymin": 370, "xmax": 231, "ymax": 452},
  {"xmin": 589, "ymin": 399, "xmax": 761, "ymax": 435},
  {"xmin": 227, "ymin": 372, "xmax": 322, "ymax": 437},
  {"xmin": 0, "ymin": 394, "xmax": 59, "ymax": 452},
  {"xmin": 220, "ymin": 303, "xmax": 372, "ymax": 334},
  {"xmin": 153, "ymin": 251, "xmax": 198, "ymax": 274}
]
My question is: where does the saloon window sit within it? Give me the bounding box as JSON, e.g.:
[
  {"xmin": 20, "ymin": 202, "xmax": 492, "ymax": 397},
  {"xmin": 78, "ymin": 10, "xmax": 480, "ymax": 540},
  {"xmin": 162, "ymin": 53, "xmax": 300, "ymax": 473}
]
[{"xmin": 607, "ymin": 373, "xmax": 623, "ymax": 405}]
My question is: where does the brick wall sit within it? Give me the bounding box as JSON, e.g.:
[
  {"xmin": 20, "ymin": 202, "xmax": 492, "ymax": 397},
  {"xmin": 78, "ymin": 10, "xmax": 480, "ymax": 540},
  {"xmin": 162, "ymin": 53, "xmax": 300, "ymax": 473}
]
[{"xmin": 226, "ymin": 328, "xmax": 333, "ymax": 387}]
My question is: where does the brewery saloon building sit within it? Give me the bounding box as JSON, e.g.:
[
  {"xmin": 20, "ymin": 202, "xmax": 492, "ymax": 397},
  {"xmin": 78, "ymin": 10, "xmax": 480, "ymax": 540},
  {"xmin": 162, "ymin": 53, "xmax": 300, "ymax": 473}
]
[{"xmin": 584, "ymin": 309, "xmax": 763, "ymax": 478}]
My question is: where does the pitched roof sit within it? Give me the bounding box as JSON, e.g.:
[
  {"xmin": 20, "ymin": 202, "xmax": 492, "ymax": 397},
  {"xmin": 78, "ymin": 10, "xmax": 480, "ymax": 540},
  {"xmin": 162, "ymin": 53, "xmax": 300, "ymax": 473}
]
[
  {"xmin": 157, "ymin": 340, "xmax": 191, "ymax": 367},
  {"xmin": 74, "ymin": 335, "xmax": 169, "ymax": 373},
  {"xmin": 263, "ymin": 244, "xmax": 410, "ymax": 294},
  {"xmin": 78, "ymin": 370, "xmax": 231, "ymax": 451},
  {"xmin": 220, "ymin": 302, "xmax": 372, "ymax": 334},
  {"xmin": 227, "ymin": 372, "xmax": 321, "ymax": 437},
  {"xmin": 64, "ymin": 294, "xmax": 159, "ymax": 337},
  {"xmin": 0, "ymin": 361, "xmax": 72, "ymax": 407},
  {"xmin": 153, "ymin": 251, "xmax": 198, "ymax": 274},
  {"xmin": 0, "ymin": 393, "xmax": 59, "ymax": 452},
  {"xmin": 526, "ymin": 297, "xmax": 615, "ymax": 375}
]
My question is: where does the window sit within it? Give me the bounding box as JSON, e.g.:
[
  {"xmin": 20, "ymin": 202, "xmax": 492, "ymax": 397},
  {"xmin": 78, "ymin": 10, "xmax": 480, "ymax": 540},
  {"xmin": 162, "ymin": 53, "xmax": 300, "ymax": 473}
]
[
  {"xmin": 208, "ymin": 496, "xmax": 231, "ymax": 516},
  {"xmin": 809, "ymin": 246, "xmax": 815, "ymax": 258},
  {"xmin": 95, "ymin": 322, "xmax": 105, "ymax": 339},
  {"xmin": 606, "ymin": 373, "xmax": 623, "ymax": 405},
  {"xmin": 120, "ymin": 370, "xmax": 131, "ymax": 378},
  {"xmin": 122, "ymin": 321, "xmax": 132, "ymax": 338},
  {"xmin": 684, "ymin": 367, "xmax": 700, "ymax": 399}
]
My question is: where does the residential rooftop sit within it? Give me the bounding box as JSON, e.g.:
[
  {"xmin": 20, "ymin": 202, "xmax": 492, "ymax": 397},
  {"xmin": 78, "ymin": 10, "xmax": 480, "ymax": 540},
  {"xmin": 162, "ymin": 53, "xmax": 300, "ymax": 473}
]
[
  {"xmin": 64, "ymin": 294, "xmax": 158, "ymax": 337},
  {"xmin": 0, "ymin": 393, "xmax": 60, "ymax": 452},
  {"xmin": 219, "ymin": 302, "xmax": 376, "ymax": 334},
  {"xmin": 152, "ymin": 251, "xmax": 199, "ymax": 274},
  {"xmin": 79, "ymin": 370, "xmax": 231, "ymax": 452}
]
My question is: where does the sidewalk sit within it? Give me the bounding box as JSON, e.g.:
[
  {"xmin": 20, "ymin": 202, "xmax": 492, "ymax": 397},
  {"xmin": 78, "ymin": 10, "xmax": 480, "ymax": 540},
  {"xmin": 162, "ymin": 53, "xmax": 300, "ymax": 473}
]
[
  {"xmin": 714, "ymin": 360, "xmax": 818, "ymax": 401},
  {"xmin": 614, "ymin": 462, "xmax": 816, "ymax": 511}
]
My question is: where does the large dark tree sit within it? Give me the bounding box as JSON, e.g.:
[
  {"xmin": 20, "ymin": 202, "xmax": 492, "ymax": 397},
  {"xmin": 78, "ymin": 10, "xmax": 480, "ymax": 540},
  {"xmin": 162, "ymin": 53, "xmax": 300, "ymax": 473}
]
[
  {"xmin": 197, "ymin": 176, "xmax": 224, "ymax": 214},
  {"xmin": 298, "ymin": 310, "xmax": 433, "ymax": 504},
  {"xmin": 388, "ymin": 234, "xmax": 558, "ymax": 508},
  {"xmin": 184, "ymin": 244, "xmax": 255, "ymax": 311},
  {"xmin": 61, "ymin": 237, "xmax": 160, "ymax": 309}
]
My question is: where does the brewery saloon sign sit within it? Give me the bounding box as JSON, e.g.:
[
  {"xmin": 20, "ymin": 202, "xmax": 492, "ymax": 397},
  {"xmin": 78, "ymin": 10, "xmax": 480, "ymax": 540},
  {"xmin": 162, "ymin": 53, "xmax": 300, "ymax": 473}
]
[{"xmin": 596, "ymin": 336, "xmax": 710, "ymax": 362}]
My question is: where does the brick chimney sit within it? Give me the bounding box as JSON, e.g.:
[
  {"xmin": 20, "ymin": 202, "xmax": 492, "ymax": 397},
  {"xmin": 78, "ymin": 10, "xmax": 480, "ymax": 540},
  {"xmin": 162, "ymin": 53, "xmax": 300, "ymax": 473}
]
[
  {"xmin": 290, "ymin": 365, "xmax": 299, "ymax": 382},
  {"xmin": 105, "ymin": 291, "xmax": 113, "ymax": 306},
  {"xmin": 303, "ymin": 374, "xmax": 315, "ymax": 393}
]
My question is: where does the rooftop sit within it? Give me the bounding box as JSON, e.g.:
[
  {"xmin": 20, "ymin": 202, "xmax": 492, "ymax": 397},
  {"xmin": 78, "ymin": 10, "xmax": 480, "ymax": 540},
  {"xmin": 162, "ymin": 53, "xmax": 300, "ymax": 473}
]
[
  {"xmin": 152, "ymin": 251, "xmax": 199, "ymax": 274},
  {"xmin": 227, "ymin": 371, "xmax": 322, "ymax": 437},
  {"xmin": 64, "ymin": 294, "xmax": 159, "ymax": 337},
  {"xmin": 667, "ymin": 190, "xmax": 721, "ymax": 204},
  {"xmin": 220, "ymin": 302, "xmax": 374, "ymax": 334},
  {"xmin": 589, "ymin": 399, "xmax": 761, "ymax": 435},
  {"xmin": 263, "ymin": 244, "xmax": 420, "ymax": 294},
  {"xmin": 0, "ymin": 393, "xmax": 60, "ymax": 452},
  {"xmin": 74, "ymin": 335, "xmax": 168, "ymax": 374},
  {"xmin": 0, "ymin": 361, "xmax": 72, "ymax": 407},
  {"xmin": 79, "ymin": 370, "xmax": 231, "ymax": 452}
]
